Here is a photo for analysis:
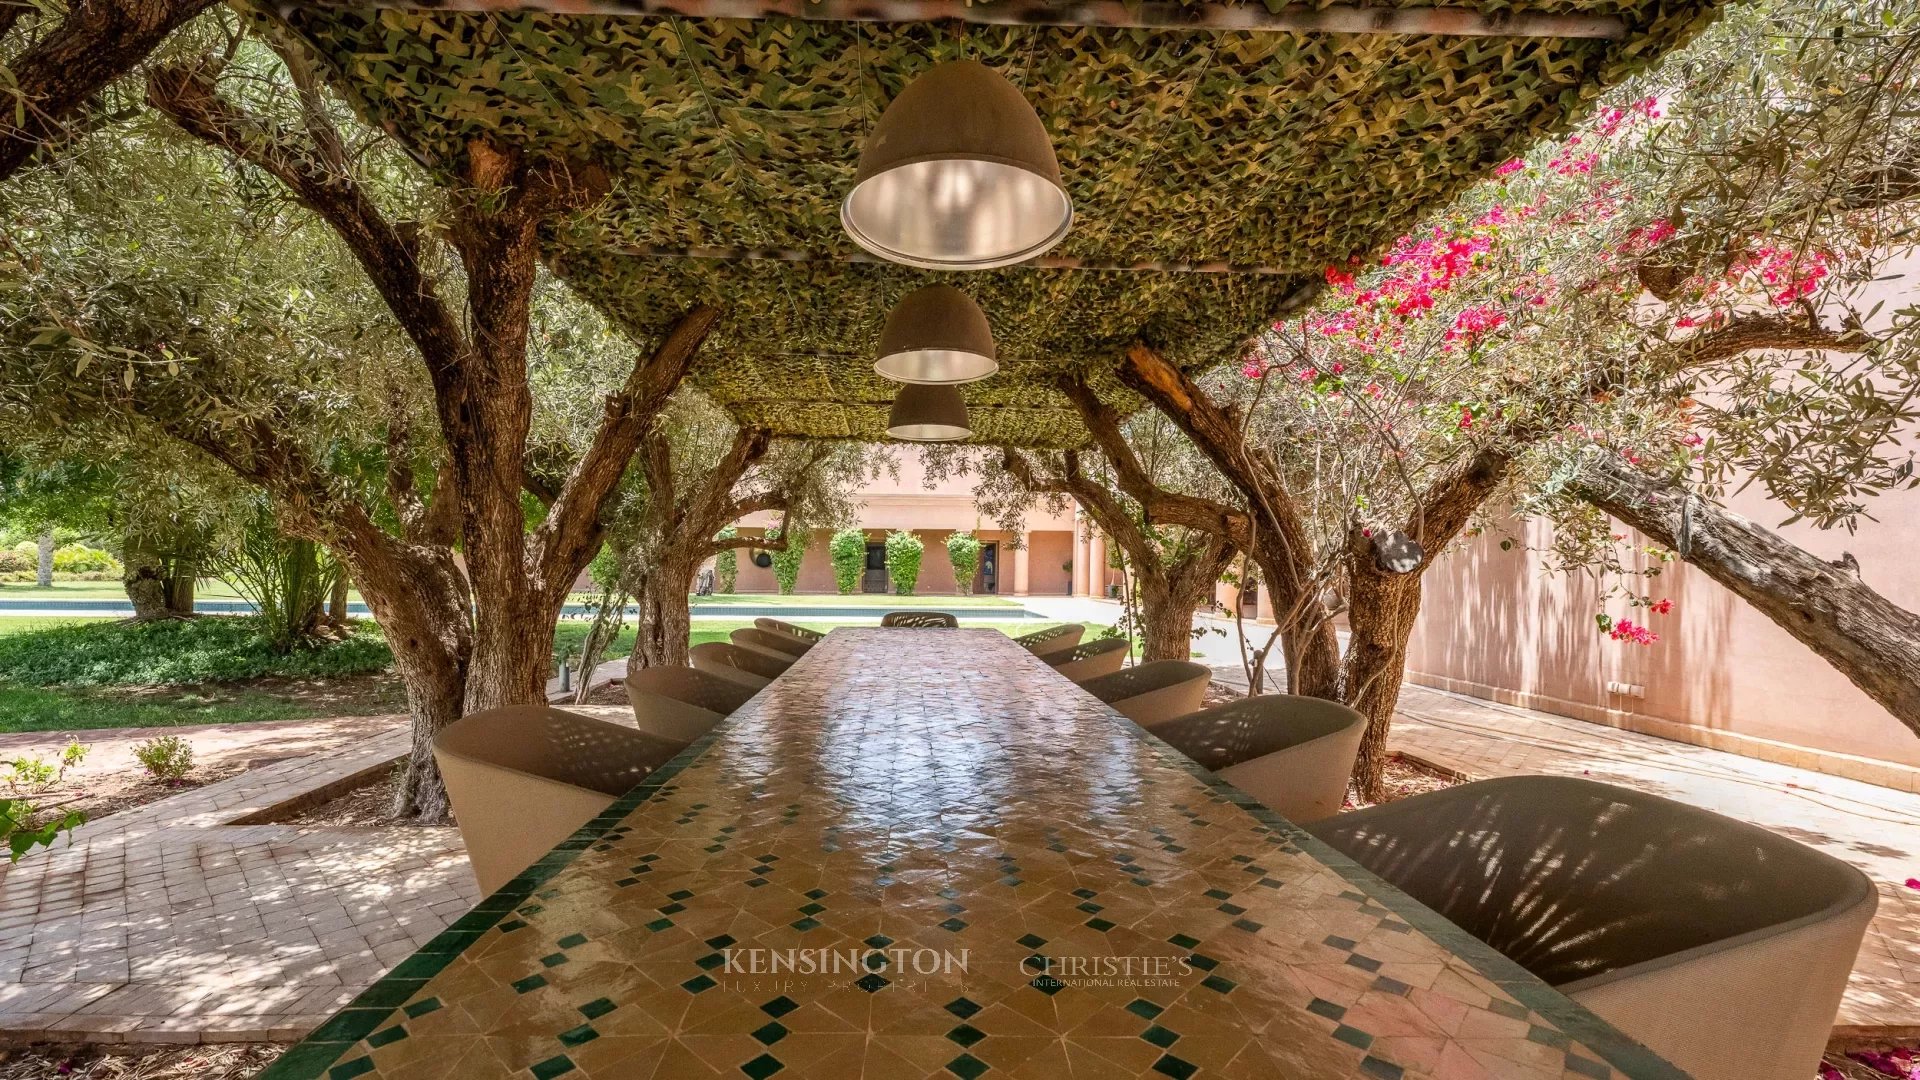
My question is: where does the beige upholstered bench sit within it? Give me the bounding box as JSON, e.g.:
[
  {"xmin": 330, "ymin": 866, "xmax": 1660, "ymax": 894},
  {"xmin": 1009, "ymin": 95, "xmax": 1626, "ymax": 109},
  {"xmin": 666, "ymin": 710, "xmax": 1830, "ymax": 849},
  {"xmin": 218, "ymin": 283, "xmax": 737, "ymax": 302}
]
[
  {"xmin": 1306, "ymin": 775, "xmax": 1877, "ymax": 1080},
  {"xmin": 754, "ymin": 617, "xmax": 824, "ymax": 642},
  {"xmin": 880, "ymin": 611, "xmax": 959, "ymax": 628},
  {"xmin": 1014, "ymin": 622, "xmax": 1085, "ymax": 658},
  {"xmin": 1152, "ymin": 693, "xmax": 1365, "ymax": 822},
  {"xmin": 1044, "ymin": 636, "xmax": 1131, "ymax": 683},
  {"xmin": 731, "ymin": 625, "xmax": 812, "ymax": 659},
  {"xmin": 625, "ymin": 666, "xmax": 757, "ymax": 743},
  {"xmin": 1079, "ymin": 660, "xmax": 1211, "ymax": 727},
  {"xmin": 690, "ymin": 641, "xmax": 791, "ymax": 690},
  {"xmin": 433, "ymin": 705, "xmax": 684, "ymax": 894}
]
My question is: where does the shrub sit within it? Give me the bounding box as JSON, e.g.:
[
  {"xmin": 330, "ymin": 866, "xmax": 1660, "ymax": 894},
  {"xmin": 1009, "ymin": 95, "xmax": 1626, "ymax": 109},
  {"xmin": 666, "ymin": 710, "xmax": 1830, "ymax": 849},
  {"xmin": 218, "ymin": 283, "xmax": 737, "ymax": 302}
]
[
  {"xmin": 765, "ymin": 527, "xmax": 807, "ymax": 595},
  {"xmin": 212, "ymin": 505, "xmax": 340, "ymax": 652},
  {"xmin": 52, "ymin": 545, "xmax": 118, "ymax": 575},
  {"xmin": 0, "ymin": 616, "xmax": 391, "ymax": 687},
  {"xmin": 946, "ymin": 532, "xmax": 982, "ymax": 596},
  {"xmin": 713, "ymin": 527, "xmax": 739, "ymax": 594},
  {"xmin": 0, "ymin": 550, "xmax": 30, "ymax": 574},
  {"xmin": 885, "ymin": 530, "xmax": 923, "ymax": 596},
  {"xmin": 3, "ymin": 740, "xmax": 86, "ymax": 797},
  {"xmin": 828, "ymin": 528, "xmax": 866, "ymax": 595},
  {"xmin": 131, "ymin": 735, "xmax": 193, "ymax": 783}
]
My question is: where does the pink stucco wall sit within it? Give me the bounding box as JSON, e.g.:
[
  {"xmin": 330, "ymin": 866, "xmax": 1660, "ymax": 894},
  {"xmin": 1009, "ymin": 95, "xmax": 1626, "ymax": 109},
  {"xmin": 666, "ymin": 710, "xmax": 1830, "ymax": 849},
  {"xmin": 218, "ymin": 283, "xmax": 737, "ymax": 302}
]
[
  {"xmin": 729, "ymin": 525, "xmax": 1074, "ymax": 596},
  {"xmin": 723, "ymin": 449, "xmax": 1079, "ymax": 596},
  {"xmin": 1408, "ymin": 489, "xmax": 1920, "ymax": 782},
  {"xmin": 1409, "ymin": 250, "xmax": 1920, "ymax": 784}
]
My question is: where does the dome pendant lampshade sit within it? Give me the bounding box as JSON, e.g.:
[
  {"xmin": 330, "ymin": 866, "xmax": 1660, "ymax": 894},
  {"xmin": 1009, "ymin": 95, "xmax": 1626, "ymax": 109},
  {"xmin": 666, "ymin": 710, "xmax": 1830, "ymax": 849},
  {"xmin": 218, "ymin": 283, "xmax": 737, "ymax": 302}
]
[
  {"xmin": 886, "ymin": 383, "xmax": 972, "ymax": 442},
  {"xmin": 875, "ymin": 284, "xmax": 999, "ymax": 384},
  {"xmin": 842, "ymin": 59, "xmax": 1073, "ymax": 270}
]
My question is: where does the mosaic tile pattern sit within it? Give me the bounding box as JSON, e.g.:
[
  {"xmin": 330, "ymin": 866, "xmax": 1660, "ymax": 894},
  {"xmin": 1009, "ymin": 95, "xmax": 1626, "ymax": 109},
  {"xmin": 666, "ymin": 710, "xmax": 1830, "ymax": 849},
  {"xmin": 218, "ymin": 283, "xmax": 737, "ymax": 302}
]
[{"xmin": 262, "ymin": 630, "xmax": 1682, "ymax": 1080}]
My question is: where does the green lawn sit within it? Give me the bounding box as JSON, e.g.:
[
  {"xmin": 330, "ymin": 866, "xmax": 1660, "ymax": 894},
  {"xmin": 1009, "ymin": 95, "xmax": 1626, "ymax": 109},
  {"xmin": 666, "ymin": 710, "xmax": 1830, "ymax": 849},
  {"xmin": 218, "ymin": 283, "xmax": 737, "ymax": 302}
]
[
  {"xmin": 553, "ymin": 622, "xmax": 637, "ymax": 663},
  {"xmin": 0, "ymin": 682, "xmax": 361, "ymax": 732},
  {"xmin": 689, "ymin": 593, "xmax": 1019, "ymax": 607},
  {"xmin": 0, "ymin": 616, "xmax": 110, "ymax": 637},
  {"xmin": 0, "ymin": 579, "xmax": 259, "ymax": 601}
]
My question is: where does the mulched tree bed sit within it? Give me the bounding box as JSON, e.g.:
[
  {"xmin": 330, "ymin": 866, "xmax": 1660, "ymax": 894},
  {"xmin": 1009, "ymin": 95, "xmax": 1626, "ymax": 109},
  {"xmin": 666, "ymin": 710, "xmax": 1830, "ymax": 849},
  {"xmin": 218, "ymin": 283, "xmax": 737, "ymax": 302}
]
[{"xmin": 0, "ymin": 1044, "xmax": 283, "ymax": 1079}]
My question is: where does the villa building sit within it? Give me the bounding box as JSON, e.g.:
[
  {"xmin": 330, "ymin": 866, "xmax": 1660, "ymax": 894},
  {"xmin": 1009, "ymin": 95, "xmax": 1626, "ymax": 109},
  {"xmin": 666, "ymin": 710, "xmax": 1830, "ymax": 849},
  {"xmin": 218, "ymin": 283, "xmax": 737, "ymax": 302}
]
[{"xmin": 727, "ymin": 448, "xmax": 1123, "ymax": 597}]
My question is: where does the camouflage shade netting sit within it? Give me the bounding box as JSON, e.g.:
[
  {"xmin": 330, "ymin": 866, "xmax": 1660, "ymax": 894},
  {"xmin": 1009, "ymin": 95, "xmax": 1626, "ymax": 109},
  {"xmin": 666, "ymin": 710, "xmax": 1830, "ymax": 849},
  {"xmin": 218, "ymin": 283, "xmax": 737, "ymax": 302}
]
[{"xmin": 263, "ymin": 1, "xmax": 1719, "ymax": 446}]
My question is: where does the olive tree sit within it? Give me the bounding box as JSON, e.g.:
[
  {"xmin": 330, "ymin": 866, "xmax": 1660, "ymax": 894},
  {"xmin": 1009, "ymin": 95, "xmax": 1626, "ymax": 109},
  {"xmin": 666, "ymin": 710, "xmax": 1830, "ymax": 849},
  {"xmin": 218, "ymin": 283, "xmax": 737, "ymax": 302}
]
[
  {"xmin": 1116, "ymin": 0, "xmax": 1920, "ymax": 796},
  {"xmin": 0, "ymin": 38, "xmax": 714, "ymax": 819}
]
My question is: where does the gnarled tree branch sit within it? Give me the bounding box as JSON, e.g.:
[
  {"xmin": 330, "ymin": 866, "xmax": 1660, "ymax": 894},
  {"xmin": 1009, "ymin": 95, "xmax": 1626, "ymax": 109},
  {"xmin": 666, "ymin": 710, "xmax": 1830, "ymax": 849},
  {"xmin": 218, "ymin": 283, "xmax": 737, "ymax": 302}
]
[
  {"xmin": 0, "ymin": 0, "xmax": 214, "ymax": 183},
  {"xmin": 533, "ymin": 307, "xmax": 719, "ymax": 594},
  {"xmin": 145, "ymin": 63, "xmax": 466, "ymax": 374},
  {"xmin": 1574, "ymin": 452, "xmax": 1920, "ymax": 738}
]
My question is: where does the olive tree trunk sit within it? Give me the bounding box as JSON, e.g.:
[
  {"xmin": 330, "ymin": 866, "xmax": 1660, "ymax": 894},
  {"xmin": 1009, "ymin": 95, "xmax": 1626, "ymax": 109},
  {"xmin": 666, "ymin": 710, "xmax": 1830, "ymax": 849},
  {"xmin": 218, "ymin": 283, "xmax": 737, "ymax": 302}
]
[
  {"xmin": 121, "ymin": 532, "xmax": 171, "ymax": 620},
  {"xmin": 1575, "ymin": 453, "xmax": 1920, "ymax": 739},
  {"xmin": 344, "ymin": 542, "xmax": 474, "ymax": 822},
  {"xmin": 35, "ymin": 528, "xmax": 52, "ymax": 588},
  {"xmin": 630, "ymin": 559, "xmax": 697, "ymax": 670},
  {"xmin": 1340, "ymin": 556, "xmax": 1424, "ymax": 800},
  {"xmin": 1135, "ymin": 576, "xmax": 1202, "ymax": 663}
]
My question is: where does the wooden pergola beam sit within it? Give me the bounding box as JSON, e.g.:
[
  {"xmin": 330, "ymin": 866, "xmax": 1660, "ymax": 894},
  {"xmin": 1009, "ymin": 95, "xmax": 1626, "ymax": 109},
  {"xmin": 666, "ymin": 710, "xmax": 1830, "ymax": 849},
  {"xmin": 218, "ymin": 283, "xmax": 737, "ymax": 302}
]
[{"xmin": 277, "ymin": 0, "xmax": 1627, "ymax": 40}]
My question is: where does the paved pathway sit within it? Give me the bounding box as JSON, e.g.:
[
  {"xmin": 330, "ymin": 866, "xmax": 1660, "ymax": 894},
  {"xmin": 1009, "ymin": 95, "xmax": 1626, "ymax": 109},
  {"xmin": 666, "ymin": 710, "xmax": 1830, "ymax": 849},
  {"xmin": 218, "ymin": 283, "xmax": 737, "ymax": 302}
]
[{"xmin": 0, "ymin": 717, "xmax": 480, "ymax": 1044}]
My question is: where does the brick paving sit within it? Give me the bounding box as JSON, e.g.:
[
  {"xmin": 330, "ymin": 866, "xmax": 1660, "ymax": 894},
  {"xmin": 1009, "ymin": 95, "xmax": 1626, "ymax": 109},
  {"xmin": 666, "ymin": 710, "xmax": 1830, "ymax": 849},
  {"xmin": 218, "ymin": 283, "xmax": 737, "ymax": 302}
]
[
  {"xmin": 1390, "ymin": 683, "xmax": 1920, "ymax": 1037},
  {"xmin": 0, "ymin": 718, "xmax": 482, "ymax": 1045},
  {"xmin": 0, "ymin": 661, "xmax": 631, "ymax": 1047}
]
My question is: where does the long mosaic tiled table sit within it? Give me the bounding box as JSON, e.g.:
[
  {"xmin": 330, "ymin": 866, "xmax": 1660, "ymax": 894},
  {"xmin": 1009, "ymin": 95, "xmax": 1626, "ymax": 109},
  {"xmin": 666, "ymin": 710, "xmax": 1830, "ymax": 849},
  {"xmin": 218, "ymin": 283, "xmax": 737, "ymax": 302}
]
[{"xmin": 262, "ymin": 629, "xmax": 1684, "ymax": 1080}]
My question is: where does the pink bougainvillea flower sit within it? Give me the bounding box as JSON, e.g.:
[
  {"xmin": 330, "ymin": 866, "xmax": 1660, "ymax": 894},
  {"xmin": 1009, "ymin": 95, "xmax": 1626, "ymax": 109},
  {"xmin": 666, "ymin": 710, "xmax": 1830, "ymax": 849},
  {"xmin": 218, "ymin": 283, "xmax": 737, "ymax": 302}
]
[
  {"xmin": 1607, "ymin": 619, "xmax": 1658, "ymax": 645},
  {"xmin": 1905, "ymin": 878, "xmax": 1920, "ymax": 890},
  {"xmin": 1650, "ymin": 598, "xmax": 1673, "ymax": 615},
  {"xmin": 1492, "ymin": 158, "xmax": 1526, "ymax": 179}
]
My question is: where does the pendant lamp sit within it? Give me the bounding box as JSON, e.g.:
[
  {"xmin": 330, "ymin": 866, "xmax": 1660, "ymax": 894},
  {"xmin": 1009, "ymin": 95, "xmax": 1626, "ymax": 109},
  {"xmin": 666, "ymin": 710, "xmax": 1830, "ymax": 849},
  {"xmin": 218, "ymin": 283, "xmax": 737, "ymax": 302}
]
[
  {"xmin": 886, "ymin": 383, "xmax": 972, "ymax": 442},
  {"xmin": 875, "ymin": 284, "xmax": 998, "ymax": 384},
  {"xmin": 842, "ymin": 59, "xmax": 1072, "ymax": 270}
]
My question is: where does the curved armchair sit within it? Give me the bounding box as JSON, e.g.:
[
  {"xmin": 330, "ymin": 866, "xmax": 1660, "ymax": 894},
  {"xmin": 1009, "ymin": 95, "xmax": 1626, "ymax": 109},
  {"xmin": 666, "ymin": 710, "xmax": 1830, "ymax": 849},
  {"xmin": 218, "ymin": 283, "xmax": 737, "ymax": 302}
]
[
  {"xmin": 880, "ymin": 611, "xmax": 959, "ymax": 628},
  {"xmin": 754, "ymin": 618, "xmax": 824, "ymax": 643},
  {"xmin": 1044, "ymin": 636, "xmax": 1130, "ymax": 682},
  {"xmin": 433, "ymin": 705, "xmax": 684, "ymax": 895},
  {"xmin": 1306, "ymin": 776, "xmax": 1876, "ymax": 1080},
  {"xmin": 1079, "ymin": 660, "xmax": 1211, "ymax": 728},
  {"xmin": 731, "ymin": 626, "xmax": 812, "ymax": 659},
  {"xmin": 1014, "ymin": 623, "xmax": 1085, "ymax": 658},
  {"xmin": 690, "ymin": 642, "xmax": 791, "ymax": 689},
  {"xmin": 625, "ymin": 666, "xmax": 757, "ymax": 743},
  {"xmin": 1151, "ymin": 694, "xmax": 1363, "ymax": 822}
]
